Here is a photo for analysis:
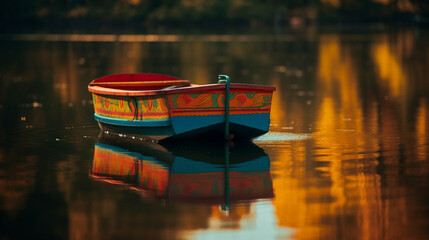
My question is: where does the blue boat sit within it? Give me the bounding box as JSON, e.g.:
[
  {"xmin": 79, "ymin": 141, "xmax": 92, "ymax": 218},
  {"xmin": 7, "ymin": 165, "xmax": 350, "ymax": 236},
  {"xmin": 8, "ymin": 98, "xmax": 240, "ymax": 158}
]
[{"xmin": 88, "ymin": 73, "xmax": 275, "ymax": 141}]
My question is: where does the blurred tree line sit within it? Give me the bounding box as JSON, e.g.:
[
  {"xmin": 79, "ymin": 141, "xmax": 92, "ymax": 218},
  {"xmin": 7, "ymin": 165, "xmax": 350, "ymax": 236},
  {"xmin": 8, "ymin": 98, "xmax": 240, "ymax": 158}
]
[{"xmin": 1, "ymin": 0, "xmax": 428, "ymax": 29}]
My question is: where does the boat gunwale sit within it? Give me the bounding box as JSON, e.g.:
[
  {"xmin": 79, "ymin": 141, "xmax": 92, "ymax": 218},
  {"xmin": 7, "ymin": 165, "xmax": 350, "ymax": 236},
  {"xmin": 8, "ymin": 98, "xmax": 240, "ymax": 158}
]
[{"xmin": 88, "ymin": 83, "xmax": 276, "ymax": 96}]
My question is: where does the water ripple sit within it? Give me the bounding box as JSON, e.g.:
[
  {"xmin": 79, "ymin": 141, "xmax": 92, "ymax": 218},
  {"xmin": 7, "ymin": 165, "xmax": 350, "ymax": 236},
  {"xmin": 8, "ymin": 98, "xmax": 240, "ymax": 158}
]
[{"xmin": 253, "ymin": 132, "xmax": 311, "ymax": 142}]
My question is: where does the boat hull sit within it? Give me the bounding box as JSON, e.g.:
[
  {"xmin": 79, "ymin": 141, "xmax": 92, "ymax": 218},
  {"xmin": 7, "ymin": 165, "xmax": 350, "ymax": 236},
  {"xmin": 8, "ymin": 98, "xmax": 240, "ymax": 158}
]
[{"xmin": 90, "ymin": 82, "xmax": 275, "ymax": 141}]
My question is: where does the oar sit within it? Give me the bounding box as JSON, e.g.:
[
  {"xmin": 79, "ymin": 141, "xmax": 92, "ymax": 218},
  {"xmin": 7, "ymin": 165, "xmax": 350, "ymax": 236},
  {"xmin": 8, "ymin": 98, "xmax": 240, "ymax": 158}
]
[
  {"xmin": 218, "ymin": 75, "xmax": 230, "ymax": 140},
  {"xmin": 89, "ymin": 79, "xmax": 190, "ymax": 87}
]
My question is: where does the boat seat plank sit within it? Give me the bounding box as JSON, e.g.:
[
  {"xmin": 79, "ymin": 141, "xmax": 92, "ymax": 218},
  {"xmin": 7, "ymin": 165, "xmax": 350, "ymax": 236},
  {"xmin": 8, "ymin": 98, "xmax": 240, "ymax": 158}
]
[{"xmin": 89, "ymin": 80, "xmax": 190, "ymax": 88}]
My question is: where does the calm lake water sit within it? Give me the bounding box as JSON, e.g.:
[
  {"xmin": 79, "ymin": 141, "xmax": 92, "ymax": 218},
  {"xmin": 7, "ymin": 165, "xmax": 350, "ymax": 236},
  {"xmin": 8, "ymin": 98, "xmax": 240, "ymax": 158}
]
[{"xmin": 1, "ymin": 27, "xmax": 429, "ymax": 240}]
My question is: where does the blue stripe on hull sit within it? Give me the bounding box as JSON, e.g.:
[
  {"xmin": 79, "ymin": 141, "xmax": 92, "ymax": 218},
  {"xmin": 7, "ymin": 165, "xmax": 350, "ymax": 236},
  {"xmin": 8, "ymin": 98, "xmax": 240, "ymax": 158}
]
[
  {"xmin": 94, "ymin": 114, "xmax": 170, "ymax": 127},
  {"xmin": 171, "ymin": 115, "xmax": 224, "ymax": 135},
  {"xmin": 95, "ymin": 113, "xmax": 270, "ymax": 140},
  {"xmin": 171, "ymin": 113, "xmax": 270, "ymax": 138},
  {"xmin": 231, "ymin": 113, "xmax": 270, "ymax": 132}
]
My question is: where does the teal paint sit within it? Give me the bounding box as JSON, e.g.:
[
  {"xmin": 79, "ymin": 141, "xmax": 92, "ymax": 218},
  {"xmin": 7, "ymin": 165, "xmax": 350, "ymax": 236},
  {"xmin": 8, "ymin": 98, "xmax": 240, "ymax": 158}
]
[
  {"xmin": 94, "ymin": 113, "xmax": 170, "ymax": 127},
  {"xmin": 218, "ymin": 75, "xmax": 230, "ymax": 140}
]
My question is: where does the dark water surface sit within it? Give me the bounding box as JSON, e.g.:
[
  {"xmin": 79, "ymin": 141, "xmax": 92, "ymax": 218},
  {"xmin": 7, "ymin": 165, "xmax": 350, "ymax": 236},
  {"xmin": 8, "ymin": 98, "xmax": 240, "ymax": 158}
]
[{"xmin": 1, "ymin": 28, "xmax": 429, "ymax": 239}]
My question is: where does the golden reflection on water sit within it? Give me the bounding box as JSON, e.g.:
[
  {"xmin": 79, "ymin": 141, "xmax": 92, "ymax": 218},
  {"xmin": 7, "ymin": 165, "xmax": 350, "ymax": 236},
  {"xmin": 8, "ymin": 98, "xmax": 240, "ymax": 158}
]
[
  {"xmin": 112, "ymin": 42, "xmax": 144, "ymax": 73},
  {"xmin": 264, "ymin": 31, "xmax": 429, "ymax": 240},
  {"xmin": 269, "ymin": 76, "xmax": 287, "ymax": 126},
  {"xmin": 372, "ymin": 38, "xmax": 407, "ymax": 99},
  {"xmin": 416, "ymin": 100, "xmax": 428, "ymax": 162},
  {"xmin": 180, "ymin": 41, "xmax": 212, "ymax": 84}
]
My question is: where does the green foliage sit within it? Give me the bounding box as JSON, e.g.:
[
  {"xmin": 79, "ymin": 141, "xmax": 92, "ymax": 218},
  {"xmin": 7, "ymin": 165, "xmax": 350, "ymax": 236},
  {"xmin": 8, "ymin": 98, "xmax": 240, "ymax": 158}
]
[{"xmin": 1, "ymin": 0, "xmax": 428, "ymax": 28}]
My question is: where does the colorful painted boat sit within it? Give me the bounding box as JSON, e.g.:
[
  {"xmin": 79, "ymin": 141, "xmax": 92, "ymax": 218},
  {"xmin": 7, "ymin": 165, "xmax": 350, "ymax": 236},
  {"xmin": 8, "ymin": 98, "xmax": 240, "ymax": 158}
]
[
  {"xmin": 89, "ymin": 134, "xmax": 273, "ymax": 203},
  {"xmin": 88, "ymin": 73, "xmax": 275, "ymax": 141}
]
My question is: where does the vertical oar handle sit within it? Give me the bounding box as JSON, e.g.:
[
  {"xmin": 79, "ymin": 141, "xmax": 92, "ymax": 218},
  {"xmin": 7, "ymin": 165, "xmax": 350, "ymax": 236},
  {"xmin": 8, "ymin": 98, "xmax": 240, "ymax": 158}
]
[{"xmin": 218, "ymin": 75, "xmax": 230, "ymax": 140}]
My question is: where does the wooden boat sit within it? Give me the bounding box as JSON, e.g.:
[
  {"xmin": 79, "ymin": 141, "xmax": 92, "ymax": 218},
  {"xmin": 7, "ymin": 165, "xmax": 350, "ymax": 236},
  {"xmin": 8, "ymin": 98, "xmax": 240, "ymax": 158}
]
[{"xmin": 88, "ymin": 73, "xmax": 275, "ymax": 141}]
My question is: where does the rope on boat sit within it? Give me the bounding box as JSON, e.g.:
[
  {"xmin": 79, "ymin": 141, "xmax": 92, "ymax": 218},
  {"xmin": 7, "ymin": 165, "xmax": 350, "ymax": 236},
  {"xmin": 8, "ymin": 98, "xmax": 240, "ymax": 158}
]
[{"xmin": 128, "ymin": 97, "xmax": 139, "ymax": 120}]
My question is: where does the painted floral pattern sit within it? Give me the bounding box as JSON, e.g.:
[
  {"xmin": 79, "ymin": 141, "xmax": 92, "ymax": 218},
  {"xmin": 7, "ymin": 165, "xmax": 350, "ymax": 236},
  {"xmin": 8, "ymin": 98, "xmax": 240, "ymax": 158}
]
[
  {"xmin": 93, "ymin": 94, "xmax": 169, "ymax": 120},
  {"xmin": 170, "ymin": 92, "xmax": 272, "ymax": 116}
]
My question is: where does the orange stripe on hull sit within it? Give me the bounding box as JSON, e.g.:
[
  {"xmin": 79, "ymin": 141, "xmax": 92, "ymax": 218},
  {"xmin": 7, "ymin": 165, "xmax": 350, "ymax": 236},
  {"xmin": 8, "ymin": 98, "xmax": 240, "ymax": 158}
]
[{"xmin": 171, "ymin": 108, "xmax": 271, "ymax": 116}]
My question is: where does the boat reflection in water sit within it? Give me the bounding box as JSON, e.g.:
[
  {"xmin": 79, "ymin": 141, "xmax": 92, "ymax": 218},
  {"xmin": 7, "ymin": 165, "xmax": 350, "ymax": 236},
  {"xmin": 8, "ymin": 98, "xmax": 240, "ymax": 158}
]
[{"xmin": 90, "ymin": 132, "xmax": 273, "ymax": 205}]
